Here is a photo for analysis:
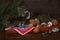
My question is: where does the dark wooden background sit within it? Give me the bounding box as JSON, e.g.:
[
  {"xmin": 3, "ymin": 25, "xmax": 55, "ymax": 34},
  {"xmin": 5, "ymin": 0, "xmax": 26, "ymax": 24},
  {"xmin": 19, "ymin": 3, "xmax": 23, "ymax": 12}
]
[
  {"xmin": 0, "ymin": 0, "xmax": 60, "ymax": 18},
  {"xmin": 22, "ymin": 0, "xmax": 60, "ymax": 18}
]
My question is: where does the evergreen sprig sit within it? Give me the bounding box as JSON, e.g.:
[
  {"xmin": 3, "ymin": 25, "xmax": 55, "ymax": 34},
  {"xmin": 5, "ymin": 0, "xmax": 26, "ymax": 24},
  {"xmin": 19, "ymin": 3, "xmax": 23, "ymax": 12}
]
[{"xmin": 0, "ymin": 0, "xmax": 21, "ymax": 31}]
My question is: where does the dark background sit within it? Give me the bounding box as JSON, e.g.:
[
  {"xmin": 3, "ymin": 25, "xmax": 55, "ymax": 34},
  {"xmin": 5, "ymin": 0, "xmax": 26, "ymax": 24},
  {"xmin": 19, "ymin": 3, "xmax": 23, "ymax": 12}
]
[
  {"xmin": 0, "ymin": 0, "xmax": 60, "ymax": 18},
  {"xmin": 23, "ymin": 0, "xmax": 60, "ymax": 18}
]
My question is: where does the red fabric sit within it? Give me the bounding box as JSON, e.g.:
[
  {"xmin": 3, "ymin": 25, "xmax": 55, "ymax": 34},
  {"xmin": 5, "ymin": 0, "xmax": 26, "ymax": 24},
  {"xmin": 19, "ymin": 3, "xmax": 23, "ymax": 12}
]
[
  {"xmin": 40, "ymin": 27, "xmax": 52, "ymax": 32},
  {"xmin": 13, "ymin": 26, "xmax": 34, "ymax": 35},
  {"xmin": 5, "ymin": 28, "xmax": 17, "ymax": 34},
  {"xmin": 5, "ymin": 26, "xmax": 34, "ymax": 35}
]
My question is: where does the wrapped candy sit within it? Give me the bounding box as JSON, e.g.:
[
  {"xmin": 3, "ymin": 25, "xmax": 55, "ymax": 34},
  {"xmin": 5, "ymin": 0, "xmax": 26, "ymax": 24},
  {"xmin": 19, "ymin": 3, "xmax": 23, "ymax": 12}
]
[
  {"xmin": 47, "ymin": 21, "xmax": 52, "ymax": 27},
  {"xmin": 40, "ymin": 22, "xmax": 52, "ymax": 32},
  {"xmin": 51, "ymin": 27, "xmax": 59, "ymax": 32}
]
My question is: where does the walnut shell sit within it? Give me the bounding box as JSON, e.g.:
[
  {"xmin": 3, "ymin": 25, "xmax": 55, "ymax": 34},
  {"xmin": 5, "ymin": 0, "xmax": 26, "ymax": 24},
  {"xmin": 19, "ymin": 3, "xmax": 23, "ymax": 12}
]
[
  {"xmin": 33, "ymin": 27, "xmax": 40, "ymax": 33},
  {"xmin": 29, "ymin": 19, "xmax": 35, "ymax": 24},
  {"xmin": 34, "ymin": 18, "xmax": 40, "ymax": 24}
]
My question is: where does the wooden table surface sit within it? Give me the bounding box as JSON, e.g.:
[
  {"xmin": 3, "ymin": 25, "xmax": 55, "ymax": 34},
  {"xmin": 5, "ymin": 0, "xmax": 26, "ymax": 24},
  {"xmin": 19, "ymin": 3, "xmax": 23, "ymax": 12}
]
[{"xmin": 0, "ymin": 31, "xmax": 58, "ymax": 40}]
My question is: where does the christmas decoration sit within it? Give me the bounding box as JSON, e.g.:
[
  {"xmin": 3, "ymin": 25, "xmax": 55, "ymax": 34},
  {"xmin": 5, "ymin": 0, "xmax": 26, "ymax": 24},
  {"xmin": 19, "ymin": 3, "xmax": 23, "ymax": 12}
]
[
  {"xmin": 5, "ymin": 24, "xmax": 34, "ymax": 35},
  {"xmin": 51, "ymin": 27, "xmax": 59, "ymax": 32},
  {"xmin": 0, "ymin": 0, "xmax": 21, "ymax": 31},
  {"xmin": 51, "ymin": 19, "xmax": 58, "ymax": 26},
  {"xmin": 5, "ymin": 28, "xmax": 17, "ymax": 34},
  {"xmin": 5, "ymin": 16, "xmax": 60, "ymax": 35}
]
